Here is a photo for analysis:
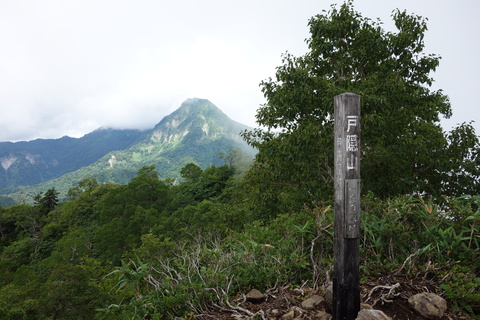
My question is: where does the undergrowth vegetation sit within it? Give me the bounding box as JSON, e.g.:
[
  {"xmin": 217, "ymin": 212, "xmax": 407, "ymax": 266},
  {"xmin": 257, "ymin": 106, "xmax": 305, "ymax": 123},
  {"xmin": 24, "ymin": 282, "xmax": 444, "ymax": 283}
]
[
  {"xmin": 101, "ymin": 194, "xmax": 479, "ymax": 319},
  {"xmin": 2, "ymin": 162, "xmax": 478, "ymax": 319}
]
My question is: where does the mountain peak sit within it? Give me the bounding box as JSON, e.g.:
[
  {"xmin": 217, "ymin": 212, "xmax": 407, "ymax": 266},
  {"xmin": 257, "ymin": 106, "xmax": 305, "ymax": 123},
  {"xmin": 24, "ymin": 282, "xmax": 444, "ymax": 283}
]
[
  {"xmin": 1, "ymin": 98, "xmax": 255, "ymax": 202},
  {"xmin": 176, "ymin": 98, "xmax": 226, "ymax": 119},
  {"xmin": 181, "ymin": 97, "xmax": 207, "ymax": 106},
  {"xmin": 149, "ymin": 98, "xmax": 237, "ymax": 144}
]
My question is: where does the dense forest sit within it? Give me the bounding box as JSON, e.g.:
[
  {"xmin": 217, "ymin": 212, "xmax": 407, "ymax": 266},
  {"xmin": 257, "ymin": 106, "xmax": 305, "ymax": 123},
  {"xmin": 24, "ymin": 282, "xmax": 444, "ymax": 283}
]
[
  {"xmin": 0, "ymin": 160, "xmax": 478, "ymax": 319},
  {"xmin": 0, "ymin": 2, "xmax": 479, "ymax": 319}
]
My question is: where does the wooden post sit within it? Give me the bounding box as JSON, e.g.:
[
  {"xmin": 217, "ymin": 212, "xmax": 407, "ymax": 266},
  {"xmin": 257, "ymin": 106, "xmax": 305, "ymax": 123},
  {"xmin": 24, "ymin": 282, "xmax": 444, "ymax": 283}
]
[{"xmin": 333, "ymin": 93, "xmax": 361, "ymax": 320}]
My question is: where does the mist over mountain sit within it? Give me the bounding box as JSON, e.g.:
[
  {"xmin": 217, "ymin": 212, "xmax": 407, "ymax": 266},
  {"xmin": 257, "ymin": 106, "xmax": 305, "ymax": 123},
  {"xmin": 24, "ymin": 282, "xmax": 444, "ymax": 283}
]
[{"xmin": 1, "ymin": 98, "xmax": 255, "ymax": 204}]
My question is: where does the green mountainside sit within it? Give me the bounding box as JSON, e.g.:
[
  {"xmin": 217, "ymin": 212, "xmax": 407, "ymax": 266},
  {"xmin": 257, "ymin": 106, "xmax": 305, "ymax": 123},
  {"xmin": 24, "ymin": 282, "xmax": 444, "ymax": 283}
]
[
  {"xmin": 127, "ymin": 97, "xmax": 255, "ymax": 178},
  {"xmin": 2, "ymin": 98, "xmax": 255, "ymax": 203},
  {"xmin": 0, "ymin": 128, "xmax": 146, "ymax": 193}
]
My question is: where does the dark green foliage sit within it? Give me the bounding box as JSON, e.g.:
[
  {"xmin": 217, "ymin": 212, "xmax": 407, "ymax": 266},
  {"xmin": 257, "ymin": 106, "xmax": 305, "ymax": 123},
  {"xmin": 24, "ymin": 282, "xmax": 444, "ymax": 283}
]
[
  {"xmin": 34, "ymin": 188, "xmax": 59, "ymax": 217},
  {"xmin": 102, "ymin": 195, "xmax": 479, "ymax": 318},
  {"xmin": 0, "ymin": 206, "xmax": 21, "ymax": 251},
  {"xmin": 170, "ymin": 164, "xmax": 235, "ymax": 209},
  {"xmin": 40, "ymin": 264, "xmax": 105, "ymax": 319},
  {"xmin": 360, "ymin": 195, "xmax": 480, "ymax": 276},
  {"xmin": 242, "ymin": 1, "xmax": 480, "ymax": 218},
  {"xmin": 439, "ymin": 267, "xmax": 480, "ymax": 315},
  {"xmin": 0, "ymin": 158, "xmax": 478, "ymax": 318},
  {"xmin": 180, "ymin": 163, "xmax": 202, "ymax": 183}
]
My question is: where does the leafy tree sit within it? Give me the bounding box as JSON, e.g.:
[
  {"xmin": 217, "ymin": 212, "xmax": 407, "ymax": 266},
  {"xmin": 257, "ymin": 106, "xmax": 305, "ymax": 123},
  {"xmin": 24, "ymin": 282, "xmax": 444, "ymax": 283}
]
[
  {"xmin": 39, "ymin": 264, "xmax": 103, "ymax": 319},
  {"xmin": 197, "ymin": 165, "xmax": 236, "ymax": 201},
  {"xmin": 93, "ymin": 218, "xmax": 129, "ymax": 264},
  {"xmin": 180, "ymin": 163, "xmax": 202, "ymax": 183},
  {"xmin": 159, "ymin": 200, "xmax": 237, "ymax": 240},
  {"xmin": 34, "ymin": 188, "xmax": 59, "ymax": 217},
  {"xmin": 126, "ymin": 165, "xmax": 171, "ymax": 209},
  {"xmin": 219, "ymin": 148, "xmax": 240, "ymax": 166},
  {"xmin": 172, "ymin": 163, "xmax": 236, "ymax": 209},
  {"xmin": 66, "ymin": 177, "xmax": 99, "ymax": 200},
  {"xmin": 0, "ymin": 207, "xmax": 21, "ymax": 250},
  {"xmin": 242, "ymin": 1, "xmax": 480, "ymax": 216}
]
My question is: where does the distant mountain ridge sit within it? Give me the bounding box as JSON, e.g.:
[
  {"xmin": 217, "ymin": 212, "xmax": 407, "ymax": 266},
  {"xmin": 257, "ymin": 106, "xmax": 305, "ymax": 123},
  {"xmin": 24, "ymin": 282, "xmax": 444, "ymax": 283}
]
[
  {"xmin": 1, "ymin": 98, "xmax": 255, "ymax": 204},
  {"xmin": 0, "ymin": 128, "xmax": 146, "ymax": 192}
]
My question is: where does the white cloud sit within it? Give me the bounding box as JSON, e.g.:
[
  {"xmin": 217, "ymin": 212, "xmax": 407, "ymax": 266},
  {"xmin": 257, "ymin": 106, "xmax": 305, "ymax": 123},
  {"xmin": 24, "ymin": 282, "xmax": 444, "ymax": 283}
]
[{"xmin": 0, "ymin": 0, "xmax": 479, "ymax": 141}]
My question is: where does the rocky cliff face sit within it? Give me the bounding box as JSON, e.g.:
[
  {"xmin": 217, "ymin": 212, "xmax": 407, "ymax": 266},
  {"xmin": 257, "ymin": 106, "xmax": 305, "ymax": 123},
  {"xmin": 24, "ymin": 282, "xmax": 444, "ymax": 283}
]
[{"xmin": 1, "ymin": 154, "xmax": 17, "ymax": 171}]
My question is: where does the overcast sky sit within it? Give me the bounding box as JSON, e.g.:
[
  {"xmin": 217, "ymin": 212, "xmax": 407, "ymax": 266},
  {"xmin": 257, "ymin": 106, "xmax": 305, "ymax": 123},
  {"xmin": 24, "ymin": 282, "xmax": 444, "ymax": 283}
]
[{"xmin": 1, "ymin": 0, "xmax": 479, "ymax": 142}]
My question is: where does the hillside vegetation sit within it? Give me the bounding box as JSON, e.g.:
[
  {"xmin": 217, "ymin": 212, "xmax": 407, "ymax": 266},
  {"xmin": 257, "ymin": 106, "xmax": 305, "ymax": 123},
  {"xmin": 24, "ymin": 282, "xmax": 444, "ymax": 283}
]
[
  {"xmin": 0, "ymin": 162, "xmax": 478, "ymax": 319},
  {"xmin": 0, "ymin": 128, "xmax": 146, "ymax": 193},
  {"xmin": 1, "ymin": 98, "xmax": 255, "ymax": 205}
]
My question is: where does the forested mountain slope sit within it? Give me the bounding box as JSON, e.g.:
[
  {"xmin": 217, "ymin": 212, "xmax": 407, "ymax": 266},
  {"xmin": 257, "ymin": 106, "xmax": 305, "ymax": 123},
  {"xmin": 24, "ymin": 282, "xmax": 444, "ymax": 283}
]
[
  {"xmin": 2, "ymin": 98, "xmax": 255, "ymax": 204},
  {"xmin": 0, "ymin": 128, "xmax": 146, "ymax": 192}
]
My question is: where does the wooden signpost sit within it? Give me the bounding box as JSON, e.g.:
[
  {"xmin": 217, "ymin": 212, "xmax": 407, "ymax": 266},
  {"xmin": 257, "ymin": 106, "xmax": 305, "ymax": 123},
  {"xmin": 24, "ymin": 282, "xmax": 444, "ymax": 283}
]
[{"xmin": 333, "ymin": 93, "xmax": 361, "ymax": 320}]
